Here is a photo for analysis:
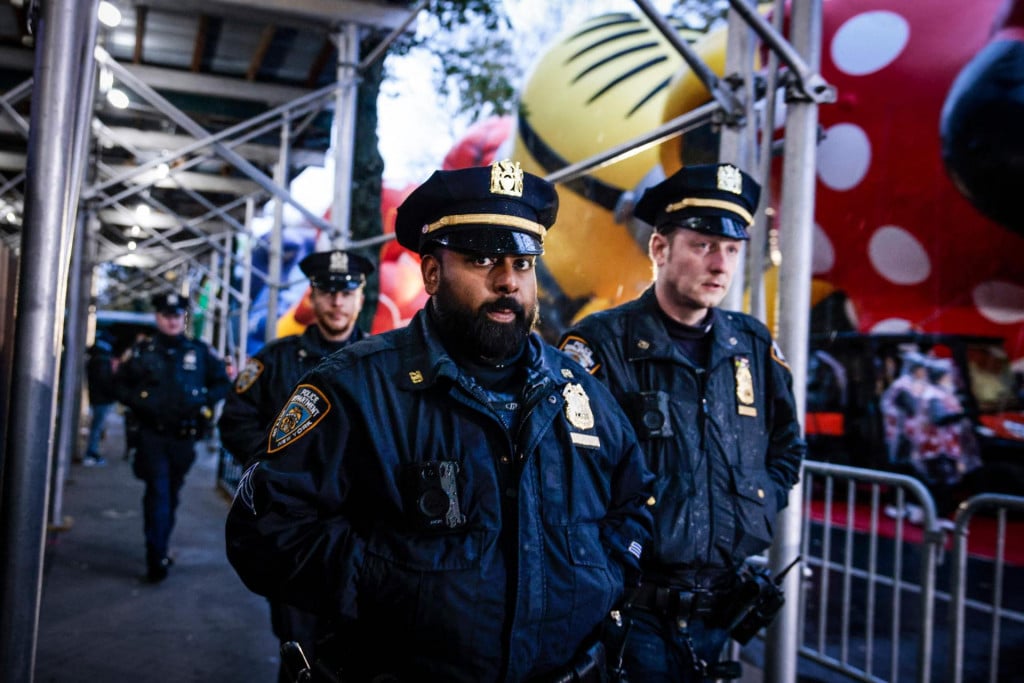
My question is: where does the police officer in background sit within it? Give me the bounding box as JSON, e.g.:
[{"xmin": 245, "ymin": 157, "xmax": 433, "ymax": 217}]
[
  {"xmin": 225, "ymin": 160, "xmax": 654, "ymax": 682},
  {"xmin": 115, "ymin": 292, "xmax": 232, "ymax": 582},
  {"xmin": 558, "ymin": 164, "xmax": 805, "ymax": 682},
  {"xmin": 218, "ymin": 248, "xmax": 373, "ymax": 682}
]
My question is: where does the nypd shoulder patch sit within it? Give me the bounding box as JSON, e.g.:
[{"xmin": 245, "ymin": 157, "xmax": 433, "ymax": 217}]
[
  {"xmin": 559, "ymin": 335, "xmax": 599, "ymax": 374},
  {"xmin": 234, "ymin": 358, "xmax": 264, "ymax": 394},
  {"xmin": 267, "ymin": 383, "xmax": 331, "ymax": 454}
]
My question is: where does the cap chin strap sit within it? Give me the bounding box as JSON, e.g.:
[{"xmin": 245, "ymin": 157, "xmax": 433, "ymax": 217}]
[
  {"xmin": 424, "ymin": 213, "xmax": 547, "ymax": 238},
  {"xmin": 662, "ymin": 197, "xmax": 754, "ymax": 226}
]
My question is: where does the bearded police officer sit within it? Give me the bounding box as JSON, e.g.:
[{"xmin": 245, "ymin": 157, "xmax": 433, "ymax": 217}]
[
  {"xmin": 226, "ymin": 160, "xmax": 654, "ymax": 682},
  {"xmin": 115, "ymin": 292, "xmax": 232, "ymax": 582},
  {"xmin": 558, "ymin": 164, "xmax": 805, "ymax": 682},
  {"xmin": 219, "ymin": 248, "xmax": 373, "ymax": 682}
]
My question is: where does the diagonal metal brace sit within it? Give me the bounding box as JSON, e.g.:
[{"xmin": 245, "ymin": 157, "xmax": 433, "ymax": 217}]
[{"xmin": 727, "ymin": 0, "xmax": 835, "ymax": 104}]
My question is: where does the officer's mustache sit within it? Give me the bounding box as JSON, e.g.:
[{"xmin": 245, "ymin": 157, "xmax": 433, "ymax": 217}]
[{"xmin": 480, "ymin": 297, "xmax": 525, "ymax": 319}]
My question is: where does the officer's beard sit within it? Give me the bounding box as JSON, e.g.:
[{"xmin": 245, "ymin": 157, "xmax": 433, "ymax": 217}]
[{"xmin": 431, "ymin": 280, "xmax": 538, "ymax": 365}]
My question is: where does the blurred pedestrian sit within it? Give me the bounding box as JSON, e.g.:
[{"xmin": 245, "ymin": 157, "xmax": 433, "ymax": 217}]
[{"xmin": 83, "ymin": 329, "xmax": 119, "ymax": 466}]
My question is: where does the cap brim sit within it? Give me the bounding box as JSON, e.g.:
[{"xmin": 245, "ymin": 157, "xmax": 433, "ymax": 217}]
[
  {"xmin": 659, "ymin": 216, "xmax": 750, "ymax": 240},
  {"xmin": 428, "ymin": 227, "xmax": 543, "ymax": 255},
  {"xmin": 311, "ymin": 276, "xmax": 365, "ymax": 292}
]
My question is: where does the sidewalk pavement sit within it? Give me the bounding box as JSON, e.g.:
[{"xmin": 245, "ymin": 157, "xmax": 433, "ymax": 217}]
[{"xmin": 36, "ymin": 411, "xmax": 279, "ymax": 682}]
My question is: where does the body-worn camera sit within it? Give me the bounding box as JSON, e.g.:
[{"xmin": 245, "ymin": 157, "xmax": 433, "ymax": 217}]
[
  {"xmin": 401, "ymin": 460, "xmax": 466, "ymax": 532},
  {"xmin": 630, "ymin": 390, "xmax": 674, "ymax": 439}
]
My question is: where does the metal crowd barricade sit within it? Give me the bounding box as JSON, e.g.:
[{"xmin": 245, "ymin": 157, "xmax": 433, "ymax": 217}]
[
  {"xmin": 947, "ymin": 493, "xmax": 1024, "ymax": 683},
  {"xmin": 800, "ymin": 461, "xmax": 944, "ymax": 683}
]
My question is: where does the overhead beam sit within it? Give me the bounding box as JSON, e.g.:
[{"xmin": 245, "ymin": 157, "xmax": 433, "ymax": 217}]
[
  {"xmin": 118, "ymin": 62, "xmax": 313, "ymax": 105},
  {"xmin": 100, "ymin": 164, "xmax": 263, "ymax": 196},
  {"xmin": 98, "ymin": 126, "xmax": 325, "ymax": 167},
  {"xmin": 134, "ymin": 0, "xmax": 410, "ymax": 31}
]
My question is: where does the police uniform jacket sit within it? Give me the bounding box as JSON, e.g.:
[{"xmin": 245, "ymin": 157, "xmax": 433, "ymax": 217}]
[
  {"xmin": 218, "ymin": 324, "xmax": 366, "ymax": 464},
  {"xmin": 559, "ymin": 287, "xmax": 804, "ymax": 579},
  {"xmin": 115, "ymin": 332, "xmax": 231, "ymax": 437},
  {"xmin": 225, "ymin": 307, "xmax": 654, "ymax": 683}
]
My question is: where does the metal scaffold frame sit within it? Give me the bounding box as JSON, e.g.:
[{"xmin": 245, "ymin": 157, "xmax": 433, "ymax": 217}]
[{"xmin": 0, "ymin": 1, "xmax": 829, "ymax": 680}]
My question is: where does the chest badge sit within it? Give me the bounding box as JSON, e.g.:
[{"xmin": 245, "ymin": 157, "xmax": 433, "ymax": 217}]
[
  {"xmin": 734, "ymin": 357, "xmax": 757, "ymax": 417},
  {"xmin": 182, "ymin": 349, "xmax": 198, "ymax": 371},
  {"xmin": 562, "ymin": 383, "xmax": 595, "ymax": 430}
]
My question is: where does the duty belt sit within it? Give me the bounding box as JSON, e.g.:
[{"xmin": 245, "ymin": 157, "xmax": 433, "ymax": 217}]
[{"xmin": 628, "ymin": 584, "xmax": 728, "ymax": 621}]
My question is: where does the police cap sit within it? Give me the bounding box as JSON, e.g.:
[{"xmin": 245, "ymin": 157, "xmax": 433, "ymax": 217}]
[
  {"xmin": 151, "ymin": 292, "xmax": 188, "ymax": 315},
  {"xmin": 298, "ymin": 249, "xmax": 375, "ymax": 293},
  {"xmin": 634, "ymin": 163, "xmax": 761, "ymax": 240},
  {"xmin": 394, "ymin": 160, "xmax": 558, "ymax": 256}
]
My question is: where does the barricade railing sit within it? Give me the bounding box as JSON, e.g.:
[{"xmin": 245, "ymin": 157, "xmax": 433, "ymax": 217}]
[
  {"xmin": 946, "ymin": 492, "xmax": 1024, "ymax": 683},
  {"xmin": 800, "ymin": 461, "xmax": 944, "ymax": 683}
]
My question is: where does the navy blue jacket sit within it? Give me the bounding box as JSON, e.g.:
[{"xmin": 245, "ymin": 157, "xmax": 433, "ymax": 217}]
[
  {"xmin": 559, "ymin": 288, "xmax": 804, "ymax": 578},
  {"xmin": 114, "ymin": 332, "xmax": 231, "ymax": 436},
  {"xmin": 225, "ymin": 308, "xmax": 653, "ymax": 682},
  {"xmin": 218, "ymin": 324, "xmax": 366, "ymax": 463}
]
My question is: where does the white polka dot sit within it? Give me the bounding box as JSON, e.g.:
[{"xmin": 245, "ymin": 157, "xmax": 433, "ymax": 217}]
[
  {"xmin": 972, "ymin": 281, "xmax": 1024, "ymax": 324},
  {"xmin": 868, "ymin": 226, "xmax": 930, "ymax": 285},
  {"xmin": 871, "ymin": 318, "xmax": 913, "ymax": 333},
  {"xmin": 831, "ymin": 11, "xmax": 910, "ymax": 76},
  {"xmin": 812, "ymin": 223, "xmax": 834, "ymax": 274},
  {"xmin": 817, "ymin": 123, "xmax": 871, "ymax": 191}
]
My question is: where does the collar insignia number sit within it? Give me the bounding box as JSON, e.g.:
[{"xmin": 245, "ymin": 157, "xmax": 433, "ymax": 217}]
[
  {"xmin": 234, "ymin": 358, "xmax": 264, "ymax": 394},
  {"xmin": 562, "ymin": 383, "xmax": 595, "ymax": 430},
  {"xmin": 409, "ymin": 370, "xmax": 424, "ymax": 384},
  {"xmin": 717, "ymin": 164, "xmax": 743, "ymax": 195},
  {"xmin": 735, "ymin": 357, "xmax": 757, "ymax": 417},
  {"xmin": 771, "ymin": 340, "xmax": 791, "ymax": 370},
  {"xmin": 561, "ymin": 368, "xmax": 574, "ymax": 378},
  {"xmin": 268, "ymin": 384, "xmax": 331, "ymax": 453},
  {"xmin": 490, "ymin": 159, "xmax": 524, "ymax": 197},
  {"xmin": 329, "ymin": 251, "xmax": 348, "ymax": 272},
  {"xmin": 558, "ymin": 336, "xmax": 597, "ymax": 374}
]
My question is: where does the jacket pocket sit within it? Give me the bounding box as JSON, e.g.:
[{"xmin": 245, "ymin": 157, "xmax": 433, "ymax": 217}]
[
  {"xmin": 565, "ymin": 524, "xmax": 620, "ymax": 624},
  {"xmin": 729, "ymin": 466, "xmax": 775, "ymax": 558}
]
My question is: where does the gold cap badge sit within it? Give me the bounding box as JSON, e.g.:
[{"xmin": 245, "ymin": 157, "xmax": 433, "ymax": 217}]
[{"xmin": 490, "ymin": 159, "xmax": 524, "ymax": 197}]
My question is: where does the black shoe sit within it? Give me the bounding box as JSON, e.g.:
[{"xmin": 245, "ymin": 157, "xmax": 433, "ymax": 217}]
[{"xmin": 146, "ymin": 557, "xmax": 173, "ymax": 583}]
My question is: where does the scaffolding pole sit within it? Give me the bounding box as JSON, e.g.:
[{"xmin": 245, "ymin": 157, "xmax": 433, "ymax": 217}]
[
  {"xmin": 0, "ymin": 2, "xmax": 97, "ymax": 680},
  {"xmin": 764, "ymin": 1, "xmax": 824, "ymax": 681}
]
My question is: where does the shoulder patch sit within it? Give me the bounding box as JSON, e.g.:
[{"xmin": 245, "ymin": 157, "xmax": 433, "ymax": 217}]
[
  {"xmin": 234, "ymin": 359, "xmax": 264, "ymax": 394},
  {"xmin": 559, "ymin": 335, "xmax": 600, "ymax": 374},
  {"xmin": 771, "ymin": 340, "xmax": 791, "ymax": 371},
  {"xmin": 267, "ymin": 383, "xmax": 331, "ymax": 454}
]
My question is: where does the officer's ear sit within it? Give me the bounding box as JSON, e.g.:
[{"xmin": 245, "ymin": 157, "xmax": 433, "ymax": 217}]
[
  {"xmin": 421, "ymin": 254, "xmax": 441, "ymax": 295},
  {"xmin": 649, "ymin": 230, "xmax": 671, "ymax": 266}
]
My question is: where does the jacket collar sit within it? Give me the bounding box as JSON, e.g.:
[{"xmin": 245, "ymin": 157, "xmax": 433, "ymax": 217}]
[{"xmin": 625, "ymin": 287, "xmax": 753, "ymax": 367}]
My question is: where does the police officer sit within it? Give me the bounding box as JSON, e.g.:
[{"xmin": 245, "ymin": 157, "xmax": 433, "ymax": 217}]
[
  {"xmin": 558, "ymin": 163, "xmax": 805, "ymax": 681},
  {"xmin": 115, "ymin": 292, "xmax": 232, "ymax": 582},
  {"xmin": 225, "ymin": 160, "xmax": 654, "ymax": 682},
  {"xmin": 218, "ymin": 248, "xmax": 373, "ymax": 681}
]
